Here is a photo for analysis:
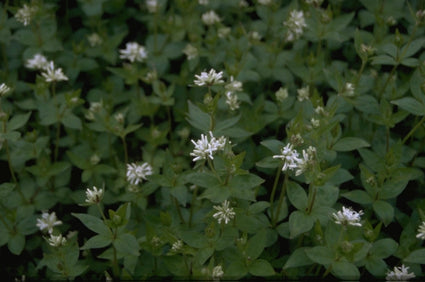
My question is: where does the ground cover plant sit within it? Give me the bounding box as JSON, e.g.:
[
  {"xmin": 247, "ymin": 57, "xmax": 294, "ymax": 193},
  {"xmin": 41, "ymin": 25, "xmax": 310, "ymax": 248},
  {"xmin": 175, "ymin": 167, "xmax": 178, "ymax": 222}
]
[{"xmin": 1, "ymin": 0, "xmax": 425, "ymax": 280}]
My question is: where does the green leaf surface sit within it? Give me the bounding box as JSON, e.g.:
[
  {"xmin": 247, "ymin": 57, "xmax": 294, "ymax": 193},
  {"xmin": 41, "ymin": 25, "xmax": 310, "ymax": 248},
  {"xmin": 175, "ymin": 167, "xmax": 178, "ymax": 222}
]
[
  {"xmin": 404, "ymin": 248, "xmax": 425, "ymax": 264},
  {"xmin": 287, "ymin": 181, "xmax": 308, "ymax": 211},
  {"xmin": 113, "ymin": 233, "xmax": 140, "ymax": 256},
  {"xmin": 72, "ymin": 213, "xmax": 110, "ymax": 235},
  {"xmin": 333, "ymin": 137, "xmax": 370, "ymax": 152},
  {"xmin": 289, "ymin": 211, "xmax": 314, "ymax": 238},
  {"xmin": 391, "ymin": 97, "xmax": 425, "ymax": 116},
  {"xmin": 248, "ymin": 259, "xmax": 275, "ymax": 276},
  {"xmin": 372, "ymin": 200, "xmax": 394, "ymax": 226},
  {"xmin": 80, "ymin": 234, "xmax": 112, "ymax": 250},
  {"xmin": 331, "ymin": 261, "xmax": 360, "ymax": 280}
]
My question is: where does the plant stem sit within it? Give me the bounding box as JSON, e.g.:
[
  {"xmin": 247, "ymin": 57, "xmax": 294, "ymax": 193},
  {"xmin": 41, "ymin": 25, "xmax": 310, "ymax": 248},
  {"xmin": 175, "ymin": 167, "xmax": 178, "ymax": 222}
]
[
  {"xmin": 174, "ymin": 197, "xmax": 185, "ymax": 224},
  {"xmin": 306, "ymin": 184, "xmax": 317, "ymax": 214},
  {"xmin": 188, "ymin": 186, "xmax": 198, "ymax": 227},
  {"xmin": 402, "ymin": 115, "xmax": 425, "ymax": 144},
  {"xmin": 121, "ymin": 136, "xmax": 129, "ymax": 164},
  {"xmin": 269, "ymin": 166, "xmax": 282, "ymax": 223},
  {"xmin": 272, "ymin": 172, "xmax": 287, "ymax": 227}
]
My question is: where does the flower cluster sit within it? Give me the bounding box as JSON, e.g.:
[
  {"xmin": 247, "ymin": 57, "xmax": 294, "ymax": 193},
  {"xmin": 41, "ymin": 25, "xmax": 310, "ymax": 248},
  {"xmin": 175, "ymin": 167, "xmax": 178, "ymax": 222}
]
[
  {"xmin": 332, "ymin": 206, "xmax": 363, "ymax": 227},
  {"xmin": 26, "ymin": 54, "xmax": 68, "ymax": 83},
  {"xmin": 0, "ymin": 83, "xmax": 11, "ymax": 97},
  {"xmin": 183, "ymin": 44, "xmax": 198, "ymax": 60},
  {"xmin": 36, "ymin": 211, "xmax": 63, "ymax": 234},
  {"xmin": 225, "ymin": 76, "xmax": 243, "ymax": 111},
  {"xmin": 171, "ymin": 240, "xmax": 183, "ymax": 252},
  {"xmin": 297, "ymin": 85, "xmax": 310, "ymax": 101},
  {"xmin": 119, "ymin": 42, "xmax": 148, "ymax": 63},
  {"xmin": 190, "ymin": 131, "xmax": 227, "ymax": 162},
  {"xmin": 213, "ymin": 200, "xmax": 235, "ymax": 224},
  {"xmin": 273, "ymin": 143, "xmax": 315, "ymax": 175},
  {"xmin": 87, "ymin": 33, "xmax": 103, "ymax": 47},
  {"xmin": 85, "ymin": 186, "xmax": 104, "ymax": 204},
  {"xmin": 46, "ymin": 233, "xmax": 67, "ymax": 247},
  {"xmin": 202, "ymin": 10, "xmax": 221, "ymax": 25},
  {"xmin": 385, "ymin": 265, "xmax": 415, "ymax": 281},
  {"xmin": 417, "ymin": 221, "xmax": 425, "ymax": 240},
  {"xmin": 283, "ymin": 10, "xmax": 307, "ymax": 42},
  {"xmin": 275, "ymin": 87, "xmax": 288, "ymax": 102},
  {"xmin": 15, "ymin": 4, "xmax": 38, "ymax": 26},
  {"xmin": 126, "ymin": 162, "xmax": 153, "ymax": 185},
  {"xmin": 212, "ymin": 265, "xmax": 224, "ymax": 280},
  {"xmin": 193, "ymin": 69, "xmax": 224, "ymax": 86},
  {"xmin": 146, "ymin": 0, "xmax": 158, "ymax": 13}
]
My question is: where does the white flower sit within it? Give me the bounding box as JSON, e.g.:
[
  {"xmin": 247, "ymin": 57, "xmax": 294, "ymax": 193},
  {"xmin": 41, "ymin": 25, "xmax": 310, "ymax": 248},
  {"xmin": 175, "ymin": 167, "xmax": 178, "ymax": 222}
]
[
  {"xmin": 146, "ymin": 0, "xmax": 158, "ymax": 13},
  {"xmin": 305, "ymin": 0, "xmax": 324, "ymax": 6},
  {"xmin": 273, "ymin": 143, "xmax": 301, "ymax": 172},
  {"xmin": 36, "ymin": 211, "xmax": 63, "ymax": 234},
  {"xmin": 315, "ymin": 106, "xmax": 327, "ymax": 115},
  {"xmin": 275, "ymin": 87, "xmax": 288, "ymax": 102},
  {"xmin": 386, "ymin": 265, "xmax": 416, "ymax": 281},
  {"xmin": 85, "ymin": 186, "xmax": 104, "ymax": 204},
  {"xmin": 194, "ymin": 69, "xmax": 224, "ymax": 86},
  {"xmin": 218, "ymin": 27, "xmax": 231, "ymax": 38},
  {"xmin": 283, "ymin": 10, "xmax": 307, "ymax": 42},
  {"xmin": 225, "ymin": 76, "xmax": 243, "ymax": 92},
  {"xmin": 225, "ymin": 91, "xmax": 240, "ymax": 111},
  {"xmin": 190, "ymin": 131, "xmax": 226, "ymax": 162},
  {"xmin": 341, "ymin": 82, "xmax": 355, "ymax": 97},
  {"xmin": 297, "ymin": 86, "xmax": 310, "ymax": 101},
  {"xmin": 126, "ymin": 162, "xmax": 153, "ymax": 185},
  {"xmin": 202, "ymin": 10, "xmax": 221, "ymax": 25},
  {"xmin": 249, "ymin": 31, "xmax": 262, "ymax": 41},
  {"xmin": 85, "ymin": 101, "xmax": 103, "ymax": 120},
  {"xmin": 15, "ymin": 4, "xmax": 38, "ymax": 26},
  {"xmin": 199, "ymin": 0, "xmax": 209, "ymax": 5},
  {"xmin": 258, "ymin": 0, "xmax": 272, "ymax": 5},
  {"xmin": 87, "ymin": 33, "xmax": 103, "ymax": 47},
  {"xmin": 213, "ymin": 200, "xmax": 235, "ymax": 224},
  {"xmin": 119, "ymin": 42, "xmax": 148, "ymax": 63},
  {"xmin": 41, "ymin": 61, "xmax": 69, "ymax": 83},
  {"xmin": 332, "ymin": 206, "xmax": 363, "ymax": 227},
  {"xmin": 46, "ymin": 233, "xmax": 67, "ymax": 247},
  {"xmin": 183, "ymin": 44, "xmax": 198, "ymax": 60},
  {"xmin": 171, "ymin": 240, "xmax": 183, "ymax": 252},
  {"xmin": 239, "ymin": 0, "xmax": 249, "ymax": 7},
  {"xmin": 295, "ymin": 146, "xmax": 315, "ymax": 176},
  {"xmin": 26, "ymin": 53, "xmax": 49, "ymax": 70},
  {"xmin": 417, "ymin": 221, "xmax": 425, "ymax": 240},
  {"xmin": 90, "ymin": 154, "xmax": 101, "ymax": 165},
  {"xmin": 212, "ymin": 265, "xmax": 224, "ymax": 280},
  {"xmin": 311, "ymin": 118, "xmax": 320, "ymax": 128},
  {"xmin": 0, "ymin": 83, "xmax": 11, "ymax": 96}
]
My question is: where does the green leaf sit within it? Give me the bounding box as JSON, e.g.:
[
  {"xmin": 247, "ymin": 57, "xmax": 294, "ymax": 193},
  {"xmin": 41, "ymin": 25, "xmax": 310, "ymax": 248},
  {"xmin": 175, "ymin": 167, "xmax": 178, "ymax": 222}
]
[
  {"xmin": 8, "ymin": 233, "xmax": 25, "ymax": 255},
  {"xmin": 195, "ymin": 247, "xmax": 214, "ymax": 265},
  {"xmin": 401, "ymin": 38, "xmax": 425, "ymax": 59},
  {"xmin": 404, "ymin": 248, "xmax": 425, "ymax": 264},
  {"xmin": 305, "ymin": 246, "xmax": 334, "ymax": 265},
  {"xmin": 80, "ymin": 234, "xmax": 112, "ymax": 250},
  {"xmin": 248, "ymin": 259, "xmax": 275, "ymax": 276},
  {"xmin": 372, "ymin": 200, "xmax": 394, "ymax": 226},
  {"xmin": 333, "ymin": 137, "xmax": 370, "ymax": 152},
  {"xmin": 62, "ymin": 112, "xmax": 82, "ymax": 130},
  {"xmin": 283, "ymin": 247, "xmax": 314, "ymax": 269},
  {"xmin": 260, "ymin": 139, "xmax": 285, "ymax": 154},
  {"xmin": 186, "ymin": 101, "xmax": 210, "ymax": 132},
  {"xmin": 248, "ymin": 201, "xmax": 270, "ymax": 214},
  {"xmin": 226, "ymin": 259, "xmax": 248, "ymax": 279},
  {"xmin": 371, "ymin": 55, "xmax": 397, "ymax": 65},
  {"xmin": 289, "ymin": 211, "xmax": 314, "ymax": 238},
  {"xmin": 0, "ymin": 182, "xmax": 15, "ymax": 198},
  {"xmin": 245, "ymin": 229, "xmax": 267, "ymax": 260},
  {"xmin": 215, "ymin": 115, "xmax": 240, "ymax": 135},
  {"xmin": 287, "ymin": 181, "xmax": 308, "ymax": 211},
  {"xmin": 370, "ymin": 238, "xmax": 398, "ymax": 258},
  {"xmin": 7, "ymin": 112, "xmax": 31, "ymax": 132},
  {"xmin": 365, "ymin": 256, "xmax": 388, "ymax": 277},
  {"xmin": 391, "ymin": 97, "xmax": 425, "ymax": 116},
  {"xmin": 342, "ymin": 190, "xmax": 373, "ymax": 204},
  {"xmin": 228, "ymin": 173, "xmax": 264, "ymax": 190},
  {"xmin": 72, "ymin": 213, "xmax": 110, "ymax": 235},
  {"xmin": 331, "ymin": 261, "xmax": 360, "ymax": 280},
  {"xmin": 113, "ymin": 233, "xmax": 140, "ymax": 256}
]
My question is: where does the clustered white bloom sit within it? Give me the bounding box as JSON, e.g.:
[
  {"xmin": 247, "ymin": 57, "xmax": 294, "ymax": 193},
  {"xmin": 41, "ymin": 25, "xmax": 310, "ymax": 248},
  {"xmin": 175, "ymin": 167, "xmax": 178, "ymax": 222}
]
[
  {"xmin": 36, "ymin": 211, "xmax": 63, "ymax": 234},
  {"xmin": 183, "ymin": 44, "xmax": 198, "ymax": 60},
  {"xmin": 310, "ymin": 118, "xmax": 320, "ymax": 128},
  {"xmin": 146, "ymin": 0, "xmax": 158, "ymax": 13},
  {"xmin": 199, "ymin": 0, "xmax": 209, "ymax": 5},
  {"xmin": 218, "ymin": 27, "xmax": 231, "ymax": 38},
  {"xmin": 190, "ymin": 131, "xmax": 226, "ymax": 162},
  {"xmin": 295, "ymin": 146, "xmax": 316, "ymax": 176},
  {"xmin": 273, "ymin": 143, "xmax": 301, "ymax": 172},
  {"xmin": 332, "ymin": 206, "xmax": 363, "ymax": 227},
  {"xmin": 225, "ymin": 76, "xmax": 243, "ymax": 111},
  {"xmin": 297, "ymin": 85, "xmax": 310, "ymax": 101},
  {"xmin": 212, "ymin": 265, "xmax": 224, "ymax": 280},
  {"xmin": 225, "ymin": 76, "xmax": 243, "ymax": 92},
  {"xmin": 126, "ymin": 162, "xmax": 153, "ymax": 185},
  {"xmin": 87, "ymin": 33, "xmax": 103, "ymax": 47},
  {"xmin": 257, "ymin": 0, "xmax": 272, "ymax": 5},
  {"xmin": 15, "ymin": 4, "xmax": 38, "ymax": 26},
  {"xmin": 85, "ymin": 101, "xmax": 103, "ymax": 120},
  {"xmin": 171, "ymin": 240, "xmax": 183, "ymax": 252},
  {"xmin": 417, "ymin": 221, "xmax": 425, "ymax": 240},
  {"xmin": 194, "ymin": 69, "xmax": 224, "ymax": 86},
  {"xmin": 85, "ymin": 186, "xmax": 104, "ymax": 204},
  {"xmin": 26, "ymin": 53, "xmax": 49, "ymax": 70},
  {"xmin": 249, "ymin": 31, "xmax": 262, "ymax": 41},
  {"xmin": 275, "ymin": 87, "xmax": 288, "ymax": 102},
  {"xmin": 385, "ymin": 265, "xmax": 416, "ymax": 281},
  {"xmin": 41, "ymin": 61, "xmax": 69, "ymax": 82},
  {"xmin": 202, "ymin": 10, "xmax": 221, "ymax": 25},
  {"xmin": 213, "ymin": 200, "xmax": 235, "ymax": 224},
  {"xmin": 46, "ymin": 233, "xmax": 67, "ymax": 247},
  {"xmin": 283, "ymin": 10, "xmax": 307, "ymax": 42},
  {"xmin": 119, "ymin": 42, "xmax": 148, "ymax": 63},
  {"xmin": 341, "ymin": 82, "xmax": 355, "ymax": 97},
  {"xmin": 0, "ymin": 83, "xmax": 11, "ymax": 96}
]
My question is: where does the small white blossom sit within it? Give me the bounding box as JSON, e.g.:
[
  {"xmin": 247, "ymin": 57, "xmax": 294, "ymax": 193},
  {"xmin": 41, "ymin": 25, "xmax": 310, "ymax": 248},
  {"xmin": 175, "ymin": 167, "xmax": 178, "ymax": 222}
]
[
  {"xmin": 283, "ymin": 10, "xmax": 307, "ymax": 42},
  {"xmin": 85, "ymin": 186, "xmax": 104, "ymax": 204},
  {"xmin": 85, "ymin": 101, "xmax": 103, "ymax": 120},
  {"xmin": 212, "ymin": 265, "xmax": 224, "ymax": 280},
  {"xmin": 190, "ymin": 131, "xmax": 226, "ymax": 162},
  {"xmin": 171, "ymin": 240, "xmax": 183, "ymax": 252},
  {"xmin": 0, "ymin": 83, "xmax": 11, "ymax": 96},
  {"xmin": 194, "ymin": 69, "xmax": 224, "ymax": 86},
  {"xmin": 225, "ymin": 76, "xmax": 243, "ymax": 92},
  {"xmin": 386, "ymin": 265, "xmax": 415, "ymax": 281},
  {"xmin": 90, "ymin": 154, "xmax": 101, "ymax": 165},
  {"xmin": 315, "ymin": 106, "xmax": 327, "ymax": 115},
  {"xmin": 249, "ymin": 31, "xmax": 262, "ymax": 41},
  {"xmin": 15, "ymin": 4, "xmax": 38, "ymax": 26},
  {"xmin": 146, "ymin": 0, "xmax": 158, "ymax": 13},
  {"xmin": 119, "ymin": 42, "xmax": 148, "ymax": 63},
  {"xmin": 295, "ymin": 146, "xmax": 316, "ymax": 176},
  {"xmin": 36, "ymin": 211, "xmax": 63, "ymax": 234},
  {"xmin": 417, "ymin": 221, "xmax": 425, "ymax": 240},
  {"xmin": 297, "ymin": 86, "xmax": 310, "ymax": 101},
  {"xmin": 275, "ymin": 87, "xmax": 288, "ymax": 102},
  {"xmin": 218, "ymin": 27, "xmax": 231, "ymax": 38},
  {"xmin": 41, "ymin": 61, "xmax": 68, "ymax": 83},
  {"xmin": 183, "ymin": 44, "xmax": 198, "ymax": 60},
  {"xmin": 258, "ymin": 0, "xmax": 272, "ymax": 5},
  {"xmin": 341, "ymin": 82, "xmax": 355, "ymax": 97},
  {"xmin": 225, "ymin": 91, "xmax": 240, "ymax": 111},
  {"xmin": 273, "ymin": 143, "xmax": 301, "ymax": 172},
  {"xmin": 239, "ymin": 0, "xmax": 249, "ymax": 7},
  {"xmin": 332, "ymin": 206, "xmax": 363, "ymax": 227},
  {"xmin": 311, "ymin": 118, "xmax": 320, "ymax": 128},
  {"xmin": 26, "ymin": 53, "xmax": 49, "ymax": 70},
  {"xmin": 126, "ymin": 162, "xmax": 153, "ymax": 185},
  {"xmin": 46, "ymin": 233, "xmax": 67, "ymax": 247},
  {"xmin": 87, "ymin": 33, "xmax": 103, "ymax": 47},
  {"xmin": 305, "ymin": 0, "xmax": 324, "ymax": 6},
  {"xmin": 202, "ymin": 10, "xmax": 221, "ymax": 25},
  {"xmin": 199, "ymin": 0, "xmax": 209, "ymax": 5},
  {"xmin": 114, "ymin": 112, "xmax": 125, "ymax": 124},
  {"xmin": 213, "ymin": 200, "xmax": 235, "ymax": 224}
]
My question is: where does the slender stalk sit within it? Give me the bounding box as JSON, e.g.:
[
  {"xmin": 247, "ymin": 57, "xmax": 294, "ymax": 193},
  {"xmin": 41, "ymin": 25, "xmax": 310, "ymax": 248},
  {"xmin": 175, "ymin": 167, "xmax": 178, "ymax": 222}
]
[
  {"xmin": 306, "ymin": 184, "xmax": 317, "ymax": 215},
  {"xmin": 207, "ymin": 158, "xmax": 222, "ymax": 183},
  {"xmin": 174, "ymin": 197, "xmax": 185, "ymax": 224},
  {"xmin": 272, "ymin": 173, "xmax": 287, "ymax": 227},
  {"xmin": 188, "ymin": 186, "xmax": 198, "ymax": 227},
  {"xmin": 121, "ymin": 136, "xmax": 129, "ymax": 164},
  {"xmin": 402, "ymin": 115, "xmax": 425, "ymax": 144},
  {"xmin": 269, "ymin": 166, "xmax": 282, "ymax": 222},
  {"xmin": 353, "ymin": 59, "xmax": 367, "ymax": 87},
  {"xmin": 377, "ymin": 65, "xmax": 397, "ymax": 100}
]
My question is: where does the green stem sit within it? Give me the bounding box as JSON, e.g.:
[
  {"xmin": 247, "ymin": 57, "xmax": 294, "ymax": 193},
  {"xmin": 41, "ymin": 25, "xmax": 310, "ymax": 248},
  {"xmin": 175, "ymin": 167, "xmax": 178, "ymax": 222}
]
[
  {"xmin": 353, "ymin": 59, "xmax": 367, "ymax": 87},
  {"xmin": 121, "ymin": 136, "xmax": 129, "ymax": 164},
  {"xmin": 174, "ymin": 197, "xmax": 185, "ymax": 224},
  {"xmin": 306, "ymin": 184, "xmax": 317, "ymax": 215},
  {"xmin": 269, "ymin": 166, "xmax": 282, "ymax": 222},
  {"xmin": 112, "ymin": 229, "xmax": 120, "ymax": 278},
  {"xmin": 188, "ymin": 186, "xmax": 198, "ymax": 227},
  {"xmin": 402, "ymin": 115, "xmax": 425, "ymax": 144},
  {"xmin": 377, "ymin": 64, "xmax": 397, "ymax": 100},
  {"xmin": 272, "ymin": 173, "xmax": 288, "ymax": 227},
  {"xmin": 207, "ymin": 158, "xmax": 222, "ymax": 183}
]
